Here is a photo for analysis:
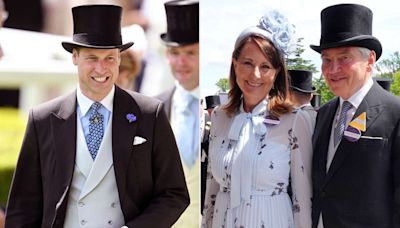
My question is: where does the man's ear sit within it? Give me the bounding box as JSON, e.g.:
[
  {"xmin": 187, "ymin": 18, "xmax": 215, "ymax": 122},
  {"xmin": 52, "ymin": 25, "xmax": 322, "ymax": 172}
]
[
  {"xmin": 72, "ymin": 49, "xmax": 78, "ymax": 66},
  {"xmin": 367, "ymin": 50, "xmax": 376, "ymax": 72},
  {"xmin": 165, "ymin": 47, "xmax": 171, "ymax": 64}
]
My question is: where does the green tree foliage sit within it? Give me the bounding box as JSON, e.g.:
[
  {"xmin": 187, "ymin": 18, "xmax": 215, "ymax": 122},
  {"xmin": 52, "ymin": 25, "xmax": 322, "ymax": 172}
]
[
  {"xmin": 0, "ymin": 108, "xmax": 26, "ymax": 206},
  {"xmin": 374, "ymin": 51, "xmax": 400, "ymax": 96},
  {"xmin": 391, "ymin": 71, "xmax": 400, "ymax": 96},
  {"xmin": 287, "ymin": 37, "xmax": 335, "ymax": 104},
  {"xmin": 313, "ymin": 75, "xmax": 335, "ymax": 104},
  {"xmin": 376, "ymin": 51, "xmax": 400, "ymax": 79},
  {"xmin": 287, "ymin": 38, "xmax": 318, "ymax": 73},
  {"xmin": 215, "ymin": 77, "xmax": 229, "ymax": 92}
]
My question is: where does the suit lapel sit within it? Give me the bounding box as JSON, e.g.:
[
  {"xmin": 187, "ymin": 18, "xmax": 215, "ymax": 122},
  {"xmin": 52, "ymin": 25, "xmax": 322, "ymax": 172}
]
[
  {"xmin": 324, "ymin": 83, "xmax": 385, "ymax": 185},
  {"xmin": 164, "ymin": 87, "xmax": 175, "ymax": 120},
  {"xmin": 112, "ymin": 87, "xmax": 141, "ymax": 202},
  {"xmin": 75, "ymin": 118, "xmax": 93, "ymax": 179},
  {"xmin": 156, "ymin": 87, "xmax": 175, "ymax": 120},
  {"xmin": 50, "ymin": 91, "xmax": 77, "ymax": 208},
  {"xmin": 313, "ymin": 98, "xmax": 338, "ymax": 178},
  {"xmin": 352, "ymin": 83, "xmax": 384, "ymax": 132}
]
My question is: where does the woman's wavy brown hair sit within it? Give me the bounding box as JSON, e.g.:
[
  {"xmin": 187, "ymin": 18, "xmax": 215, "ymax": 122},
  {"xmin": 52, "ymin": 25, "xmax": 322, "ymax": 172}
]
[{"xmin": 223, "ymin": 35, "xmax": 292, "ymax": 117}]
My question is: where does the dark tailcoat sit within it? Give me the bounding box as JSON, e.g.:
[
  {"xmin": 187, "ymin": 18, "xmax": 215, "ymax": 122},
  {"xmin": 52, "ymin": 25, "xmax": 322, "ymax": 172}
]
[
  {"xmin": 312, "ymin": 82, "xmax": 400, "ymax": 228},
  {"xmin": 5, "ymin": 86, "xmax": 189, "ymax": 228}
]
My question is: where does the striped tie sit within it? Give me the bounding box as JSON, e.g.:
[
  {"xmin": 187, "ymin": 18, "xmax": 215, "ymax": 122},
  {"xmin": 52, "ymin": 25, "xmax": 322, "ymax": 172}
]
[{"xmin": 334, "ymin": 101, "xmax": 352, "ymax": 147}]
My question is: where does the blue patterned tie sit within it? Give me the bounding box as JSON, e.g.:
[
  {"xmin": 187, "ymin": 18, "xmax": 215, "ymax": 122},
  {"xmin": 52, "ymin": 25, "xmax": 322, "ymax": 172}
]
[
  {"xmin": 86, "ymin": 102, "xmax": 104, "ymax": 160},
  {"xmin": 334, "ymin": 101, "xmax": 352, "ymax": 147}
]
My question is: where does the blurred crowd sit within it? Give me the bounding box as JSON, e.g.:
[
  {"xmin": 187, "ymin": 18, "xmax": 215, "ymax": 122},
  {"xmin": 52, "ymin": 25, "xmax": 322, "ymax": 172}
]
[{"xmin": 1, "ymin": 0, "xmax": 176, "ymax": 96}]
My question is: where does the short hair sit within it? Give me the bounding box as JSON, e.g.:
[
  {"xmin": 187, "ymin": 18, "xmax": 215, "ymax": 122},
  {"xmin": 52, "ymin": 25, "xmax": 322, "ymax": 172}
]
[{"xmin": 358, "ymin": 47, "xmax": 372, "ymax": 60}]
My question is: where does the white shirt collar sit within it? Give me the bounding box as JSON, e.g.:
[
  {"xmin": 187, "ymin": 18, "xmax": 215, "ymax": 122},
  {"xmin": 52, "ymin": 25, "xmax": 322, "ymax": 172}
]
[
  {"xmin": 339, "ymin": 77, "xmax": 373, "ymax": 109},
  {"xmin": 174, "ymin": 81, "xmax": 200, "ymax": 100},
  {"xmin": 77, "ymin": 85, "xmax": 115, "ymax": 116}
]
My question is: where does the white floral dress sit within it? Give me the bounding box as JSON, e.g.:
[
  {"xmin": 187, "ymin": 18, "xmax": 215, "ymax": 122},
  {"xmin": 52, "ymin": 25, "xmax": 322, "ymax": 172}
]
[{"xmin": 202, "ymin": 99, "xmax": 313, "ymax": 228}]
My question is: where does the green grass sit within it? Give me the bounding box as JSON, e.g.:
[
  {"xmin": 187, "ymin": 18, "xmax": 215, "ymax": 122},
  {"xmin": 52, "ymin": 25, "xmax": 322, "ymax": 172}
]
[
  {"xmin": 0, "ymin": 108, "xmax": 27, "ymax": 206},
  {"xmin": 0, "ymin": 108, "xmax": 26, "ymax": 168}
]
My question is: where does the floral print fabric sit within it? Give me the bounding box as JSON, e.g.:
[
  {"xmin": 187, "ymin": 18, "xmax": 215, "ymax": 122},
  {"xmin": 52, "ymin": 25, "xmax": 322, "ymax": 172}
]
[{"xmin": 202, "ymin": 100, "xmax": 313, "ymax": 228}]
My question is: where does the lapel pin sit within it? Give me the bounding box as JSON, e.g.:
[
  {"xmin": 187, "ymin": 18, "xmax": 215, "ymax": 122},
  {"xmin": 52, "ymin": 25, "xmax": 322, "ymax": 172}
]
[
  {"xmin": 344, "ymin": 125, "xmax": 361, "ymax": 142},
  {"xmin": 349, "ymin": 112, "xmax": 366, "ymax": 132},
  {"xmin": 126, "ymin": 113, "xmax": 137, "ymax": 123}
]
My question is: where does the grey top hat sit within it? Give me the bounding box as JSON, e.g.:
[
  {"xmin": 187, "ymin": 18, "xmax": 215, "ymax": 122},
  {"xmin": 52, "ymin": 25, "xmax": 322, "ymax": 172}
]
[
  {"xmin": 310, "ymin": 4, "xmax": 382, "ymax": 60},
  {"xmin": 160, "ymin": 0, "xmax": 199, "ymax": 46},
  {"xmin": 62, "ymin": 5, "xmax": 133, "ymax": 53}
]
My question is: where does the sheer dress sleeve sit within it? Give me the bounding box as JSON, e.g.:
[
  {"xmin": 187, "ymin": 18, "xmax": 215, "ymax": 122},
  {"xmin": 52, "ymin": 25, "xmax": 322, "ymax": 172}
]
[{"xmin": 289, "ymin": 109, "xmax": 315, "ymax": 228}]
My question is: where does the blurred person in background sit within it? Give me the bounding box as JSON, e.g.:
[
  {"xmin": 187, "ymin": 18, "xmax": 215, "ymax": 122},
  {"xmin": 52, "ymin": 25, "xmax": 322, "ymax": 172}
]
[
  {"xmin": 287, "ymin": 69, "xmax": 317, "ymax": 131},
  {"xmin": 0, "ymin": 0, "xmax": 5, "ymax": 26},
  {"xmin": 156, "ymin": 0, "xmax": 200, "ymax": 227},
  {"xmin": 5, "ymin": 5, "xmax": 188, "ymax": 227},
  {"xmin": 120, "ymin": 0, "xmax": 149, "ymax": 31},
  {"xmin": 116, "ymin": 24, "xmax": 148, "ymax": 91},
  {"xmin": 204, "ymin": 95, "xmax": 221, "ymax": 117},
  {"xmin": 287, "ymin": 69, "xmax": 316, "ymax": 111},
  {"xmin": 42, "ymin": 0, "xmax": 149, "ymax": 36},
  {"xmin": 116, "ymin": 49, "xmax": 142, "ymax": 91},
  {"xmin": 0, "ymin": 206, "xmax": 4, "ymax": 228},
  {"xmin": 0, "ymin": 0, "xmax": 8, "ymax": 59},
  {"xmin": 200, "ymin": 95, "xmax": 220, "ymax": 213},
  {"xmin": 374, "ymin": 77, "xmax": 392, "ymax": 92},
  {"xmin": 3, "ymin": 0, "xmax": 43, "ymax": 32},
  {"xmin": 120, "ymin": 23, "xmax": 148, "ymax": 92}
]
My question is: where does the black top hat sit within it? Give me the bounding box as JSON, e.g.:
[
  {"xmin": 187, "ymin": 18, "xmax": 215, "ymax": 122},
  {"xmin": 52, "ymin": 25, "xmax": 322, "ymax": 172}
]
[
  {"xmin": 288, "ymin": 70, "xmax": 316, "ymax": 93},
  {"xmin": 310, "ymin": 4, "xmax": 382, "ymax": 60},
  {"xmin": 205, "ymin": 95, "xmax": 220, "ymax": 110},
  {"xmin": 62, "ymin": 5, "xmax": 133, "ymax": 53},
  {"xmin": 374, "ymin": 77, "xmax": 392, "ymax": 91},
  {"xmin": 160, "ymin": 0, "xmax": 199, "ymax": 46}
]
